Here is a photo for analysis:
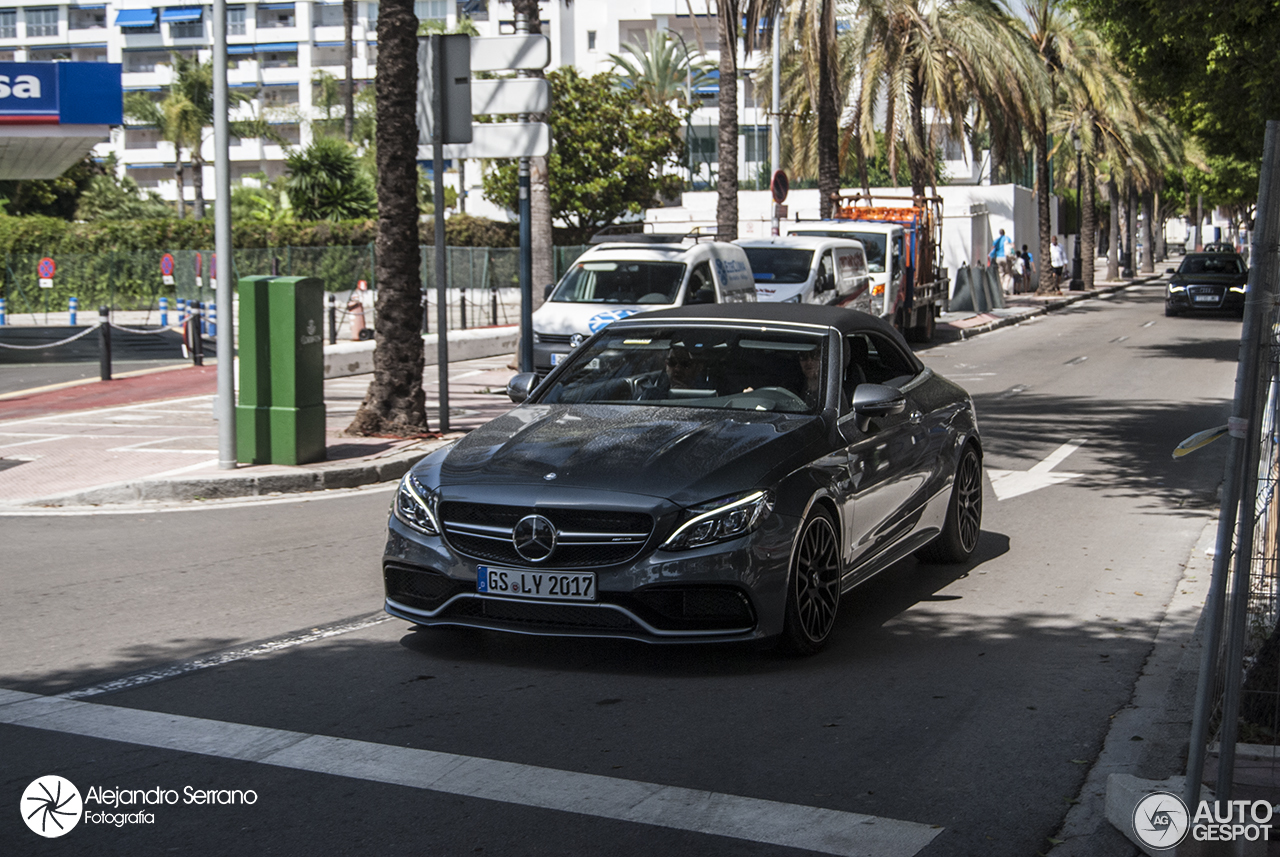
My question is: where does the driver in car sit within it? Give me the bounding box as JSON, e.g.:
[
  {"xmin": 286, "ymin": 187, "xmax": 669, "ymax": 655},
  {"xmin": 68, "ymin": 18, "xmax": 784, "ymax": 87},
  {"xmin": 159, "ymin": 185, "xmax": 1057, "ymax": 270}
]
[{"xmin": 635, "ymin": 344, "xmax": 710, "ymax": 399}]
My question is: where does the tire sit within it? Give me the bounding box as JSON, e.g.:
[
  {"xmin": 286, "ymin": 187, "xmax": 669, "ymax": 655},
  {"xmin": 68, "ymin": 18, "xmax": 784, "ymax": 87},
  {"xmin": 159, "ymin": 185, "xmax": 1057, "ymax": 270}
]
[
  {"xmin": 917, "ymin": 444, "xmax": 983, "ymax": 564},
  {"xmin": 780, "ymin": 506, "xmax": 842, "ymax": 655}
]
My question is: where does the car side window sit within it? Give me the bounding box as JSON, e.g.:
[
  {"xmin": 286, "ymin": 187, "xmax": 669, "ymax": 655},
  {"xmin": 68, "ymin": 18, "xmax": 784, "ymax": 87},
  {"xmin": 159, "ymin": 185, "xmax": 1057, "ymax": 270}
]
[
  {"xmin": 852, "ymin": 332, "xmax": 918, "ymax": 388},
  {"xmin": 685, "ymin": 262, "xmax": 715, "ymax": 304},
  {"xmin": 819, "ymin": 251, "xmax": 836, "ymax": 292}
]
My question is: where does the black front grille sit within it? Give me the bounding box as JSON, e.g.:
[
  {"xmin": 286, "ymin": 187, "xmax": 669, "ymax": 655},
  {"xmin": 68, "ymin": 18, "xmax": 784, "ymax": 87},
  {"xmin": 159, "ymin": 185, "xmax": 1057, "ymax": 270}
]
[
  {"xmin": 439, "ymin": 502, "xmax": 653, "ymax": 568},
  {"xmin": 623, "ymin": 586, "xmax": 757, "ymax": 631},
  {"xmin": 537, "ymin": 333, "xmax": 573, "ymax": 345},
  {"xmin": 384, "ymin": 564, "xmax": 467, "ymax": 612},
  {"xmin": 442, "ymin": 597, "xmax": 641, "ymax": 631}
]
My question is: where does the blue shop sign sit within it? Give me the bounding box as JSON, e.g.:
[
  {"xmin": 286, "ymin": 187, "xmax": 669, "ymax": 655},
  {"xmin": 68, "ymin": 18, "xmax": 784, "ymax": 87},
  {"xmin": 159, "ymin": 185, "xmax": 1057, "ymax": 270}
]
[{"xmin": 0, "ymin": 62, "xmax": 122, "ymax": 124}]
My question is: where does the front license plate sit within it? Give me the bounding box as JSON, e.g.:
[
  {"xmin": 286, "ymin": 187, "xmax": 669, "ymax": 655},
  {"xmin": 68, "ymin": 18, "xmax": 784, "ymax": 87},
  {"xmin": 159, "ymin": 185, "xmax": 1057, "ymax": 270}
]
[
  {"xmin": 477, "ymin": 566, "xmax": 596, "ymax": 602},
  {"xmin": 1193, "ymin": 295, "xmax": 1219, "ymax": 303},
  {"xmin": 550, "ymin": 352, "xmax": 567, "ymax": 365}
]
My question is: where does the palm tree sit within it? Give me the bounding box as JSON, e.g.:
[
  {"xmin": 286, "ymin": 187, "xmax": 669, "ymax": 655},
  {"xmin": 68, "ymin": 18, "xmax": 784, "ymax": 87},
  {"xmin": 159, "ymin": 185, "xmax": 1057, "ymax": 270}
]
[
  {"xmin": 346, "ymin": 0, "xmax": 429, "ymax": 437},
  {"xmin": 609, "ymin": 29, "xmax": 715, "ymax": 113},
  {"xmin": 123, "ymin": 89, "xmax": 200, "ymax": 219},
  {"xmin": 846, "ymin": 0, "xmax": 1041, "ymax": 200},
  {"xmin": 717, "ymin": 0, "xmax": 740, "ymax": 240},
  {"xmin": 343, "ymin": 0, "xmax": 355, "ymax": 141},
  {"xmin": 284, "ymin": 136, "xmax": 377, "ymax": 220}
]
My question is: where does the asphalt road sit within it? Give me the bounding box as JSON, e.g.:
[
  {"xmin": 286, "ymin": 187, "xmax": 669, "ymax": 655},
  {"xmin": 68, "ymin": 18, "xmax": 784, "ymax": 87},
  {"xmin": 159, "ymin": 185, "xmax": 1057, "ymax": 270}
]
[{"xmin": 0, "ymin": 283, "xmax": 1238, "ymax": 856}]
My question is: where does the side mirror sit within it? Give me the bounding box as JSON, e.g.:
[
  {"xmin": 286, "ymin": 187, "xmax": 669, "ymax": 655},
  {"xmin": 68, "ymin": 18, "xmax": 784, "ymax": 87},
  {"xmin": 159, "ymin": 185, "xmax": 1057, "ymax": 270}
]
[
  {"xmin": 506, "ymin": 372, "xmax": 539, "ymax": 404},
  {"xmin": 851, "ymin": 383, "xmax": 906, "ymax": 433},
  {"xmin": 543, "ymin": 283, "xmax": 556, "ymax": 299},
  {"xmin": 1165, "ymin": 268, "xmax": 1176, "ymax": 275}
]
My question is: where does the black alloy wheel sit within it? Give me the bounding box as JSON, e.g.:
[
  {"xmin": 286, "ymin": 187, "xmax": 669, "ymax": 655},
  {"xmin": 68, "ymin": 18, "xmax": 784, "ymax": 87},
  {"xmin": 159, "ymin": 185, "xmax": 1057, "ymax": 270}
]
[
  {"xmin": 780, "ymin": 507, "xmax": 841, "ymax": 655},
  {"xmin": 917, "ymin": 444, "xmax": 983, "ymax": 563}
]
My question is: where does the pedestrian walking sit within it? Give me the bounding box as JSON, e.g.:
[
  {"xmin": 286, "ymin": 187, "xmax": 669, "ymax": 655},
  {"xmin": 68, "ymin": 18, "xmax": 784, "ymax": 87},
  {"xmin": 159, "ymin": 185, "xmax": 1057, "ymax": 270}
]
[
  {"xmin": 1049, "ymin": 236, "xmax": 1069, "ymax": 290},
  {"xmin": 988, "ymin": 228, "xmax": 1015, "ymax": 294},
  {"xmin": 1017, "ymin": 244, "xmax": 1036, "ymax": 294}
]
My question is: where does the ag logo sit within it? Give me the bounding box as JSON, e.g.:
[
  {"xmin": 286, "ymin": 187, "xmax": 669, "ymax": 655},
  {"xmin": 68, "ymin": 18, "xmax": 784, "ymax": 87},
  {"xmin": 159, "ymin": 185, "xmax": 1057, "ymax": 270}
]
[
  {"xmin": 1132, "ymin": 791, "xmax": 1189, "ymax": 849},
  {"xmin": 587, "ymin": 309, "xmax": 638, "ymax": 333},
  {"xmin": 22, "ymin": 776, "xmax": 82, "ymax": 838}
]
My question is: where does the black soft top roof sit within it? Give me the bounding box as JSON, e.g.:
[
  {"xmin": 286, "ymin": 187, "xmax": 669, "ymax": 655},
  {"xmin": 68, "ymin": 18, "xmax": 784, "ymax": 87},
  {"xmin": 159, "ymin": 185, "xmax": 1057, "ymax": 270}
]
[{"xmin": 620, "ymin": 301, "xmax": 901, "ymax": 339}]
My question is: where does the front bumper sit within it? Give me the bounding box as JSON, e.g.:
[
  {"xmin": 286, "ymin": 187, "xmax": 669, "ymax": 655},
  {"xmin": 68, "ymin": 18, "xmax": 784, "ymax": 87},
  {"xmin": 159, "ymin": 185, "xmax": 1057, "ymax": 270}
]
[
  {"xmin": 1167, "ymin": 285, "xmax": 1246, "ymax": 313},
  {"xmin": 382, "ymin": 509, "xmax": 798, "ymax": 644}
]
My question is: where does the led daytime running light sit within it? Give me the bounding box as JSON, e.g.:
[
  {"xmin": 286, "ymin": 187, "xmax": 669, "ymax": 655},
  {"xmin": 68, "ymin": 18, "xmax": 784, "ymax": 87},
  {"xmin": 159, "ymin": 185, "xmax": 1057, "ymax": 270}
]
[
  {"xmin": 662, "ymin": 491, "xmax": 772, "ymax": 550},
  {"xmin": 395, "ymin": 474, "xmax": 441, "ymax": 535}
]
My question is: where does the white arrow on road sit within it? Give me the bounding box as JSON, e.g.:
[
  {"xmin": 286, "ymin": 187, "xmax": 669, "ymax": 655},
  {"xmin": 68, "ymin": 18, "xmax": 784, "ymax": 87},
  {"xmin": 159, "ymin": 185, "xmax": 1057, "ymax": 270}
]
[{"xmin": 987, "ymin": 439, "xmax": 1086, "ymax": 500}]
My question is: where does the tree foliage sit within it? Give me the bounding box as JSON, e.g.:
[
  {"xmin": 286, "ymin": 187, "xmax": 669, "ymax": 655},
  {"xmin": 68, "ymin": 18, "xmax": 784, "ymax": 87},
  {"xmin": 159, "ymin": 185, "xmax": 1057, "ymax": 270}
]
[
  {"xmin": 284, "ymin": 136, "xmax": 377, "ymax": 221},
  {"xmin": 0, "ymin": 155, "xmax": 103, "ymax": 219},
  {"xmin": 74, "ymin": 155, "xmax": 173, "ymax": 222},
  {"xmin": 482, "ymin": 67, "xmax": 684, "ymax": 241}
]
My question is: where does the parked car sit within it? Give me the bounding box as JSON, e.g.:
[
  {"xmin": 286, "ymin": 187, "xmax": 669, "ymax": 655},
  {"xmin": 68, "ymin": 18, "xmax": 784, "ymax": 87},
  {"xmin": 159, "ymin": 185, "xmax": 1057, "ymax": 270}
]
[
  {"xmin": 531, "ymin": 236, "xmax": 756, "ymax": 374},
  {"xmin": 383, "ymin": 303, "xmax": 983, "ymax": 654},
  {"xmin": 734, "ymin": 236, "xmax": 871, "ymax": 310},
  {"xmin": 1165, "ymin": 252, "xmax": 1248, "ymax": 317}
]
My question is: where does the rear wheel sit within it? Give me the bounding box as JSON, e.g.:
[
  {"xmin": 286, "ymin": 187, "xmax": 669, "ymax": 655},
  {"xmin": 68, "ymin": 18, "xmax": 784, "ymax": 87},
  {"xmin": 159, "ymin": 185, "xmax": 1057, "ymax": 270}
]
[
  {"xmin": 917, "ymin": 444, "xmax": 983, "ymax": 563},
  {"xmin": 780, "ymin": 507, "xmax": 841, "ymax": 655}
]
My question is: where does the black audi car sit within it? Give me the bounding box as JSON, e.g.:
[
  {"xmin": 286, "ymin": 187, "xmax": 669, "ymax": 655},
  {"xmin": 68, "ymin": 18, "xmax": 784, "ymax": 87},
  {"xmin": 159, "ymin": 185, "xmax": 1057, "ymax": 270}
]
[
  {"xmin": 383, "ymin": 303, "xmax": 982, "ymax": 654},
  {"xmin": 1165, "ymin": 252, "xmax": 1249, "ymax": 317}
]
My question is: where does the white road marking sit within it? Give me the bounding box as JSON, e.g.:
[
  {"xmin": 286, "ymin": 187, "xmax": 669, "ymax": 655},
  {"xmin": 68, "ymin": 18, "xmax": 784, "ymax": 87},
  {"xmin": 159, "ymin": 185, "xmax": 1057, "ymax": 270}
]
[
  {"xmin": 0, "ymin": 482, "xmax": 396, "ymax": 515},
  {"xmin": 987, "ymin": 439, "xmax": 1086, "ymax": 500},
  {"xmin": 1142, "ymin": 321, "xmax": 1156, "ymax": 328},
  {"xmin": 149, "ymin": 458, "xmax": 221, "ymax": 477},
  {"xmin": 0, "ymin": 687, "xmax": 941, "ymax": 856},
  {"xmin": 59, "ymin": 614, "xmax": 393, "ymax": 699},
  {"xmin": 0, "ymin": 434, "xmax": 71, "ymax": 449}
]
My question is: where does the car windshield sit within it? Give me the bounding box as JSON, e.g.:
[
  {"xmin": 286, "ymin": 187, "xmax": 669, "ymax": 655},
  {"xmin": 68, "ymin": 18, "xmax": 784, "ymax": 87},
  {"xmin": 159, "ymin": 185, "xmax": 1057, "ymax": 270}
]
[
  {"xmin": 1180, "ymin": 255, "xmax": 1245, "ymax": 275},
  {"xmin": 742, "ymin": 247, "xmax": 814, "ymax": 284},
  {"xmin": 550, "ymin": 261, "xmax": 686, "ymax": 304},
  {"xmin": 537, "ymin": 326, "xmax": 827, "ymax": 415},
  {"xmin": 791, "ymin": 230, "xmax": 886, "ymax": 272}
]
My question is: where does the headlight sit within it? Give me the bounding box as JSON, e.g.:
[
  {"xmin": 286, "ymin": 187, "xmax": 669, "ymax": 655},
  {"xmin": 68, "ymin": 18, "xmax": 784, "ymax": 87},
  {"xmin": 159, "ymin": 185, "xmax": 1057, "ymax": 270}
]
[
  {"xmin": 661, "ymin": 490, "xmax": 774, "ymax": 551},
  {"xmin": 393, "ymin": 473, "xmax": 441, "ymax": 535},
  {"xmin": 1230, "ymin": 285, "xmax": 1247, "ymax": 294},
  {"xmin": 784, "ymin": 294, "xmax": 803, "ymax": 303},
  {"xmin": 1168, "ymin": 283, "xmax": 1185, "ymax": 292}
]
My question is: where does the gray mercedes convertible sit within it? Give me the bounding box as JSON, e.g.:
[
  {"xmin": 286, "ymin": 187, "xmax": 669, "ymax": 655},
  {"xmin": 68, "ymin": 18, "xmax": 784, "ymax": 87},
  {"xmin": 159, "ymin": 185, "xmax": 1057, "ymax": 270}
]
[{"xmin": 383, "ymin": 303, "xmax": 982, "ymax": 654}]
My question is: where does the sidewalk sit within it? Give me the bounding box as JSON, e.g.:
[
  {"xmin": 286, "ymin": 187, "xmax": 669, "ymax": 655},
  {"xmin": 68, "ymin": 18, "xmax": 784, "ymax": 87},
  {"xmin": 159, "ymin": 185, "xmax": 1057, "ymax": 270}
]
[{"xmin": 0, "ymin": 265, "xmax": 1162, "ymax": 509}]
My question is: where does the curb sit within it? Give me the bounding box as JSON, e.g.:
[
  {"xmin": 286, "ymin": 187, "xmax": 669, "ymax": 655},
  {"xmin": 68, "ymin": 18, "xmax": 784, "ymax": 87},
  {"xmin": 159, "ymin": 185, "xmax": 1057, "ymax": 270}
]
[
  {"xmin": 16, "ymin": 437, "xmax": 456, "ymax": 508},
  {"xmin": 939, "ymin": 278, "xmax": 1160, "ymax": 342}
]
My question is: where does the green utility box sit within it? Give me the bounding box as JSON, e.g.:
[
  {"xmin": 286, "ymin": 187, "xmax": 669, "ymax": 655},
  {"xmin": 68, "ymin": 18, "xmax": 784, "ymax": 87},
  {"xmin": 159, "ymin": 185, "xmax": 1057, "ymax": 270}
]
[{"xmin": 237, "ymin": 275, "xmax": 327, "ymax": 465}]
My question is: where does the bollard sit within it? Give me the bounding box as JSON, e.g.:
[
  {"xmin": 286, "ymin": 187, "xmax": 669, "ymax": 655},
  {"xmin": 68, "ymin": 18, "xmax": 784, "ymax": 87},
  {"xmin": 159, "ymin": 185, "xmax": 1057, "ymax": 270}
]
[
  {"xmin": 98, "ymin": 306, "xmax": 112, "ymax": 381},
  {"xmin": 191, "ymin": 303, "xmax": 204, "ymax": 366},
  {"xmin": 69, "ymin": 296, "xmax": 77, "ymax": 326},
  {"xmin": 207, "ymin": 302, "xmax": 216, "ymax": 338},
  {"xmin": 460, "ymin": 289, "xmax": 467, "ymax": 330},
  {"xmin": 491, "ymin": 286, "xmax": 498, "ymax": 327},
  {"xmin": 1, "ymin": 296, "xmax": 7, "ymax": 325},
  {"xmin": 160, "ymin": 296, "xmax": 169, "ymax": 327},
  {"xmin": 327, "ymin": 293, "xmax": 337, "ymax": 344},
  {"xmin": 177, "ymin": 298, "xmax": 187, "ymax": 328}
]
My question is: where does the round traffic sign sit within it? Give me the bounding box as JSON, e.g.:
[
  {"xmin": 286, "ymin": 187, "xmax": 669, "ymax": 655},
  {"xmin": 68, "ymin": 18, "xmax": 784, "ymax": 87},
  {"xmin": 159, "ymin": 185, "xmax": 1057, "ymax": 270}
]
[
  {"xmin": 160, "ymin": 253, "xmax": 174, "ymax": 276},
  {"xmin": 37, "ymin": 257, "xmax": 55, "ymax": 278},
  {"xmin": 770, "ymin": 170, "xmax": 789, "ymax": 204}
]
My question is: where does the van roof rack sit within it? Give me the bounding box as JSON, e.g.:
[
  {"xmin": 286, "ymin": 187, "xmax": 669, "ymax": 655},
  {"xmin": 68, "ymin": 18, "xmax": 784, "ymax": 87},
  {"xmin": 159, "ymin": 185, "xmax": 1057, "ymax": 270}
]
[{"xmin": 589, "ymin": 225, "xmax": 690, "ymax": 245}]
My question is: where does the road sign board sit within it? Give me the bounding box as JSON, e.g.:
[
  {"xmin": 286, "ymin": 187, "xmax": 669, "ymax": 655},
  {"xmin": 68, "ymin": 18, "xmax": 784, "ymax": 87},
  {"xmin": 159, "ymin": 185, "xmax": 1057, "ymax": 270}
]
[
  {"xmin": 771, "ymin": 170, "xmax": 789, "ymax": 204},
  {"xmin": 471, "ymin": 78, "xmax": 550, "ymax": 116},
  {"xmin": 418, "ymin": 121, "xmax": 550, "ymax": 160},
  {"xmin": 37, "ymin": 257, "xmax": 54, "ymax": 279},
  {"xmin": 160, "ymin": 253, "xmax": 174, "ymax": 276},
  {"xmin": 417, "ymin": 33, "xmax": 473, "ymax": 146},
  {"xmin": 470, "ymin": 35, "xmax": 550, "ymax": 72}
]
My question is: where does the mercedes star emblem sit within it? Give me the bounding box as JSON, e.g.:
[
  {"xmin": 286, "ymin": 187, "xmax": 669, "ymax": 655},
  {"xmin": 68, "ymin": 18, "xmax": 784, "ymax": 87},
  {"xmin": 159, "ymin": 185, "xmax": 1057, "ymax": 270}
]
[{"xmin": 512, "ymin": 515, "xmax": 557, "ymax": 563}]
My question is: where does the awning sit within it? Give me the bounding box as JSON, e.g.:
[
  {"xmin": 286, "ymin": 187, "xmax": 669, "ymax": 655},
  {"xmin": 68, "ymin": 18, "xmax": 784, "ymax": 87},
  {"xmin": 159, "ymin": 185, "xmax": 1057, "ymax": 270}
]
[
  {"xmin": 115, "ymin": 9, "xmax": 158, "ymax": 27},
  {"xmin": 255, "ymin": 42, "xmax": 297, "ymax": 52},
  {"xmin": 227, "ymin": 44, "xmax": 255, "ymax": 55},
  {"xmin": 256, "ymin": 3, "xmax": 294, "ymax": 9},
  {"xmin": 74, "ymin": 4, "xmax": 108, "ymax": 9},
  {"xmin": 160, "ymin": 7, "xmax": 202, "ymax": 23}
]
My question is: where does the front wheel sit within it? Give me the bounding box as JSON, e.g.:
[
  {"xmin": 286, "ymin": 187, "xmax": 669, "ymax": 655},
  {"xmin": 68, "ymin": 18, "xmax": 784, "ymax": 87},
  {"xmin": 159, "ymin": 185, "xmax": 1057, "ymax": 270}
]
[
  {"xmin": 917, "ymin": 444, "xmax": 983, "ymax": 564},
  {"xmin": 780, "ymin": 507, "xmax": 841, "ymax": 655}
]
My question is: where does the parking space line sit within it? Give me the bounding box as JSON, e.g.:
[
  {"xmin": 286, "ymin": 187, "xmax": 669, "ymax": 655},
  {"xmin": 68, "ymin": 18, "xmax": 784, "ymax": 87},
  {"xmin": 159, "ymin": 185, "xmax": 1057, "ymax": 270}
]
[
  {"xmin": 0, "ymin": 434, "xmax": 72, "ymax": 450},
  {"xmin": 0, "ymin": 687, "xmax": 941, "ymax": 856}
]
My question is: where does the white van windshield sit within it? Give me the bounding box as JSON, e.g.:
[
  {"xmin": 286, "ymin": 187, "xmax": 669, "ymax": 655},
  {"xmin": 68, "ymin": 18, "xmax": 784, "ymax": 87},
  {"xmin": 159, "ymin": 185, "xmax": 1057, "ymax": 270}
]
[
  {"xmin": 550, "ymin": 261, "xmax": 687, "ymax": 304},
  {"xmin": 741, "ymin": 248, "xmax": 813, "ymax": 284},
  {"xmin": 792, "ymin": 230, "xmax": 886, "ymax": 273}
]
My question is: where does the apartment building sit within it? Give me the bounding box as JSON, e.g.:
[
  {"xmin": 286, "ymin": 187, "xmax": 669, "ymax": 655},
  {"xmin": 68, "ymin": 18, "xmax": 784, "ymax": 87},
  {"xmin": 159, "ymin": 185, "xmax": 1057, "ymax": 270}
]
[{"xmin": 2, "ymin": 0, "xmax": 973, "ymax": 207}]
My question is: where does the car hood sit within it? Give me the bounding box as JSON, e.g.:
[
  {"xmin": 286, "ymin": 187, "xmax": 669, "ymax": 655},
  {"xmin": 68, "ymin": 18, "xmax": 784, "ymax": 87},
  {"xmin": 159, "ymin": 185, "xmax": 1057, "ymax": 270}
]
[
  {"xmin": 434, "ymin": 404, "xmax": 827, "ymax": 505},
  {"xmin": 1172, "ymin": 272, "xmax": 1247, "ymax": 285},
  {"xmin": 531, "ymin": 302, "xmax": 670, "ymax": 337}
]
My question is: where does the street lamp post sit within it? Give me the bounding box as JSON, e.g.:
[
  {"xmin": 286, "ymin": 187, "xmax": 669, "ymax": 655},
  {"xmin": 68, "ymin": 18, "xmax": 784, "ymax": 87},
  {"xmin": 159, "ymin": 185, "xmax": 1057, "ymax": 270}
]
[
  {"xmin": 667, "ymin": 28, "xmax": 695, "ymax": 188},
  {"xmin": 1070, "ymin": 134, "xmax": 1084, "ymax": 290}
]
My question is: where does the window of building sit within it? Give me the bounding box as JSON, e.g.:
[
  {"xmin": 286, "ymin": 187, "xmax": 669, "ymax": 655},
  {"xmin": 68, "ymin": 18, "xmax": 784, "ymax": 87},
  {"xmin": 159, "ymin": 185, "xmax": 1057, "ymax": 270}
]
[
  {"xmin": 28, "ymin": 48, "xmax": 70, "ymax": 61},
  {"xmin": 0, "ymin": 10, "xmax": 16, "ymax": 39},
  {"xmin": 261, "ymin": 85, "xmax": 298, "ymax": 104},
  {"xmin": 457, "ymin": 0, "xmax": 486, "ymax": 21},
  {"xmin": 69, "ymin": 7, "xmax": 106, "ymax": 29},
  {"xmin": 260, "ymin": 50, "xmax": 297, "ymax": 68},
  {"xmin": 743, "ymin": 126, "xmax": 768, "ymax": 163},
  {"xmin": 228, "ymin": 6, "xmax": 245, "ymax": 34},
  {"xmin": 366, "ymin": 2, "xmax": 377, "ymax": 28},
  {"xmin": 123, "ymin": 51, "xmax": 170, "ymax": 73},
  {"xmin": 257, "ymin": 4, "xmax": 295, "ymax": 28},
  {"xmin": 170, "ymin": 17, "xmax": 203, "ymax": 39},
  {"xmin": 315, "ymin": 3, "xmax": 344, "ymax": 27},
  {"xmin": 74, "ymin": 47, "xmax": 107, "ymax": 62},
  {"xmin": 273, "ymin": 123, "xmax": 301, "ymax": 145},
  {"xmin": 25, "ymin": 7, "xmax": 58, "ymax": 37},
  {"xmin": 125, "ymin": 127, "xmax": 161, "ymax": 149},
  {"xmin": 414, "ymin": 0, "xmax": 446, "ymax": 21},
  {"xmin": 587, "ymin": 30, "xmax": 595, "ymax": 50}
]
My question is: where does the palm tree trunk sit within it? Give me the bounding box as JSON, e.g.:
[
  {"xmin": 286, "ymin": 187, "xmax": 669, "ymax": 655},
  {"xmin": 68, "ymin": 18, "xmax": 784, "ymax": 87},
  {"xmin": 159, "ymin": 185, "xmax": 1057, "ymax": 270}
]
[
  {"xmin": 907, "ymin": 75, "xmax": 929, "ymax": 197},
  {"xmin": 1081, "ymin": 155, "xmax": 1096, "ymax": 289},
  {"xmin": 1106, "ymin": 175, "xmax": 1119, "ymax": 280},
  {"xmin": 816, "ymin": 0, "xmax": 839, "ymax": 219},
  {"xmin": 1034, "ymin": 126, "xmax": 1053, "ymax": 294},
  {"xmin": 716, "ymin": 0, "xmax": 739, "ymax": 241},
  {"xmin": 346, "ymin": 0, "xmax": 428, "ymax": 436},
  {"xmin": 1140, "ymin": 189, "xmax": 1154, "ymax": 273},
  {"xmin": 174, "ymin": 158, "xmax": 186, "ymax": 219},
  {"xmin": 343, "ymin": 0, "xmax": 354, "ymax": 142},
  {"xmin": 192, "ymin": 152, "xmax": 205, "ymax": 220}
]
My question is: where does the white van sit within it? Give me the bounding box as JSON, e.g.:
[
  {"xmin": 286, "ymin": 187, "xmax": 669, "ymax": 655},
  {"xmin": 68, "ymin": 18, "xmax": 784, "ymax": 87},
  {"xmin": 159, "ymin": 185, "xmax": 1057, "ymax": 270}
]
[
  {"xmin": 532, "ymin": 237, "xmax": 756, "ymax": 373},
  {"xmin": 734, "ymin": 236, "xmax": 871, "ymax": 311},
  {"xmin": 784, "ymin": 220, "xmax": 903, "ymax": 319}
]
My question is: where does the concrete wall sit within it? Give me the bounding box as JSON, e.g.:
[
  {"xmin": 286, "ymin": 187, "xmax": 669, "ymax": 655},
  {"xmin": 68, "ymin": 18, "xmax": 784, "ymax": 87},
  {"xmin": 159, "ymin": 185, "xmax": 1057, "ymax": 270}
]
[{"xmin": 323, "ymin": 325, "xmax": 519, "ymax": 379}]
